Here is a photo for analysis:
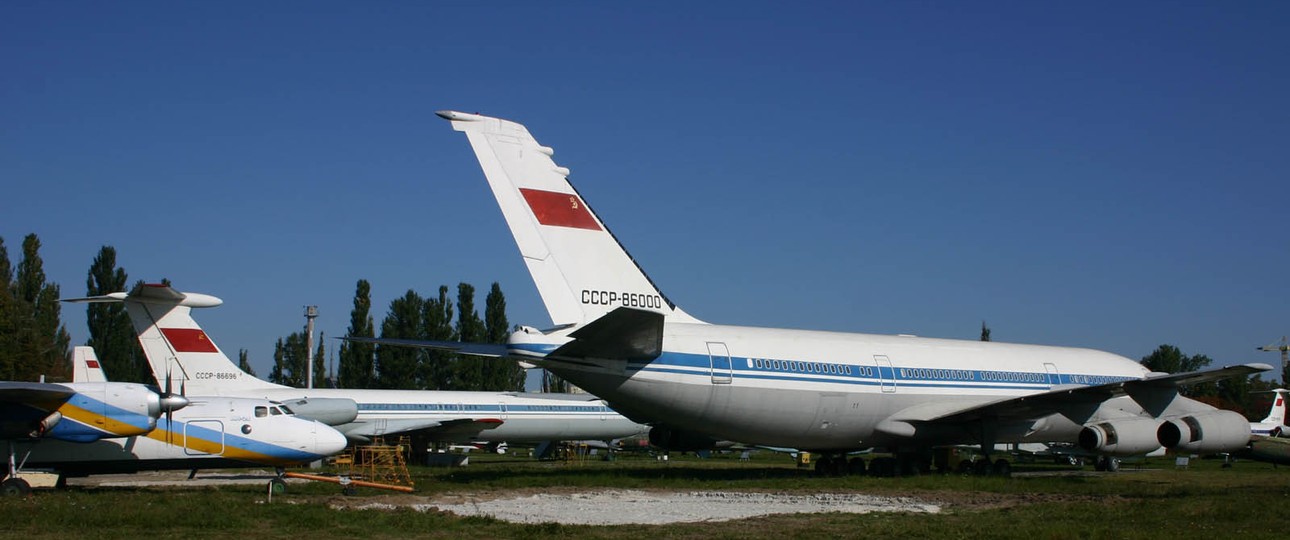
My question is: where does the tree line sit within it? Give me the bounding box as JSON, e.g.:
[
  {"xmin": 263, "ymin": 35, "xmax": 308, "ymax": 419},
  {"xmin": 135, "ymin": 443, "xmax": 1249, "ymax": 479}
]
[{"xmin": 0, "ymin": 233, "xmax": 1283, "ymax": 411}]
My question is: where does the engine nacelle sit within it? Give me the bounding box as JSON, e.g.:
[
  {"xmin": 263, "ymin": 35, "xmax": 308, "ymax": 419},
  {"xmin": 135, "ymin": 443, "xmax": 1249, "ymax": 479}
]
[
  {"xmin": 46, "ymin": 382, "xmax": 160, "ymax": 442},
  {"xmin": 1157, "ymin": 410, "xmax": 1251, "ymax": 454},
  {"xmin": 648, "ymin": 425, "xmax": 724, "ymax": 452},
  {"xmin": 278, "ymin": 397, "xmax": 359, "ymax": 426},
  {"xmin": 1078, "ymin": 417, "xmax": 1163, "ymax": 457}
]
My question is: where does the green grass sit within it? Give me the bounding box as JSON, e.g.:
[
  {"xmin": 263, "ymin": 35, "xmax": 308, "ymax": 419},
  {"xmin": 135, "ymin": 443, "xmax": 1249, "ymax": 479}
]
[{"xmin": 2, "ymin": 452, "xmax": 1287, "ymax": 539}]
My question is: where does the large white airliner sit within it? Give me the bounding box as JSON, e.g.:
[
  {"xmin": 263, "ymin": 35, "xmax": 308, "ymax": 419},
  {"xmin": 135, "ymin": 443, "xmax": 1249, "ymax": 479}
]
[
  {"xmin": 424, "ymin": 110, "xmax": 1268, "ymax": 476},
  {"xmin": 66, "ymin": 285, "xmax": 649, "ymax": 448},
  {"xmin": 2, "ymin": 347, "xmax": 347, "ymax": 495}
]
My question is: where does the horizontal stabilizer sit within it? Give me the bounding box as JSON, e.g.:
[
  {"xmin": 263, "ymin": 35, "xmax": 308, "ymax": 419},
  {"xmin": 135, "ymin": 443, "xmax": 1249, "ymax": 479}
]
[
  {"xmin": 62, "ymin": 283, "xmax": 223, "ymax": 308},
  {"xmin": 550, "ymin": 307, "xmax": 664, "ymax": 361},
  {"xmin": 338, "ymin": 337, "xmax": 508, "ymax": 358}
]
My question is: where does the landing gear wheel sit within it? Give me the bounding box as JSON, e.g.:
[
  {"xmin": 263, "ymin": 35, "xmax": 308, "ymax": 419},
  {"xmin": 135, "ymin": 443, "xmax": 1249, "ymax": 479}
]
[
  {"xmin": 1104, "ymin": 457, "xmax": 1120, "ymax": 472},
  {"xmin": 814, "ymin": 456, "xmax": 833, "ymax": 477},
  {"xmin": 1, "ymin": 478, "xmax": 31, "ymax": 496},
  {"xmin": 268, "ymin": 478, "xmax": 287, "ymax": 495},
  {"xmin": 991, "ymin": 458, "xmax": 1012, "ymax": 477}
]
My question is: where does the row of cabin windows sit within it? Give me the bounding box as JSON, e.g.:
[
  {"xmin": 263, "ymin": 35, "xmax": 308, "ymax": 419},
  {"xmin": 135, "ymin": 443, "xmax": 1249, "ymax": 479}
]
[
  {"xmin": 899, "ymin": 368, "xmax": 976, "ymax": 381},
  {"xmin": 748, "ymin": 357, "xmax": 854, "ymax": 376}
]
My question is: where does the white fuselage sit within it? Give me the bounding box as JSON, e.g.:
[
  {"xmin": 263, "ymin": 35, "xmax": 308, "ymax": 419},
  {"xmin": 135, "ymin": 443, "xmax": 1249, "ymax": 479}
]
[
  {"xmin": 16, "ymin": 397, "xmax": 346, "ymax": 477},
  {"xmin": 519, "ymin": 322, "xmax": 1149, "ymax": 451},
  {"xmin": 227, "ymin": 387, "xmax": 648, "ymax": 443}
]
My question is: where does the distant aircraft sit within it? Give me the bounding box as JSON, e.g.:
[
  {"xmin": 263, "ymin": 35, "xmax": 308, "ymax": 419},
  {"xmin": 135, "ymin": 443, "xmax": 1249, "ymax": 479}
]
[
  {"xmin": 417, "ymin": 110, "xmax": 1268, "ymax": 476},
  {"xmin": 1249, "ymin": 389, "xmax": 1289, "ymax": 438},
  {"xmin": 65, "ymin": 285, "xmax": 649, "ymax": 450},
  {"xmin": 1, "ymin": 346, "xmax": 347, "ymax": 495}
]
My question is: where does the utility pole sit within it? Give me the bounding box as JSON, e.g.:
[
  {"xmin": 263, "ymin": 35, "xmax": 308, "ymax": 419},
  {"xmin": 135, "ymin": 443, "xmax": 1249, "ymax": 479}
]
[{"xmin": 305, "ymin": 305, "xmax": 318, "ymax": 390}]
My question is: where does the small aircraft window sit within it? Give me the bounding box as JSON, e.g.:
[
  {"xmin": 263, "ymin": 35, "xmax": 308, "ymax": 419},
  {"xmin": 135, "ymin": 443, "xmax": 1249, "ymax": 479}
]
[
  {"xmin": 280, "ymin": 405, "xmax": 294, "ymax": 415},
  {"xmin": 255, "ymin": 406, "xmax": 268, "ymax": 418},
  {"xmin": 270, "ymin": 407, "xmax": 282, "ymax": 415}
]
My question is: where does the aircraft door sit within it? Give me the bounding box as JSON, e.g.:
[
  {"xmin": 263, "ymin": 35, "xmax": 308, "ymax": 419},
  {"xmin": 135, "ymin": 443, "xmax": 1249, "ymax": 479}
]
[
  {"xmin": 1044, "ymin": 363, "xmax": 1061, "ymax": 386},
  {"xmin": 707, "ymin": 342, "xmax": 733, "ymax": 384},
  {"xmin": 873, "ymin": 355, "xmax": 896, "ymax": 393},
  {"xmin": 183, "ymin": 420, "xmax": 225, "ymax": 456}
]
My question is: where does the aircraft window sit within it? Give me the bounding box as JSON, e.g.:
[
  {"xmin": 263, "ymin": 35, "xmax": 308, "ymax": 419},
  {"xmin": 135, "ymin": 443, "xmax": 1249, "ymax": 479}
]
[
  {"xmin": 255, "ymin": 406, "xmax": 267, "ymax": 418},
  {"xmin": 270, "ymin": 407, "xmax": 282, "ymax": 415},
  {"xmin": 280, "ymin": 405, "xmax": 294, "ymax": 414}
]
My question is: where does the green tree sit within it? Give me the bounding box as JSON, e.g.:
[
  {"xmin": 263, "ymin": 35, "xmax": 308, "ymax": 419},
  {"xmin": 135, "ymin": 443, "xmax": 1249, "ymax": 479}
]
[
  {"xmin": 1140, "ymin": 344, "xmax": 1215, "ymax": 397},
  {"xmin": 11, "ymin": 234, "xmax": 70, "ymax": 381},
  {"xmin": 376, "ymin": 290, "xmax": 424, "ymax": 389},
  {"xmin": 269, "ymin": 332, "xmax": 308, "ymax": 387},
  {"xmin": 419, "ymin": 285, "xmax": 456, "ymax": 390},
  {"xmin": 85, "ymin": 246, "xmax": 150, "ymax": 383},
  {"xmin": 483, "ymin": 282, "xmax": 523, "ymax": 390},
  {"xmin": 338, "ymin": 279, "xmax": 375, "ymax": 388},
  {"xmin": 0, "ymin": 237, "xmax": 15, "ymax": 380},
  {"xmin": 237, "ymin": 349, "xmax": 258, "ymax": 378},
  {"xmin": 312, "ymin": 333, "xmax": 327, "ymax": 388},
  {"xmin": 979, "ymin": 321, "xmax": 991, "ymax": 342},
  {"xmin": 454, "ymin": 283, "xmax": 485, "ymax": 390}
]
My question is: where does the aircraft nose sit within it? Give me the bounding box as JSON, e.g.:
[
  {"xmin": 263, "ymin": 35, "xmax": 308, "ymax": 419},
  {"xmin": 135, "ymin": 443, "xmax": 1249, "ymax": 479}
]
[{"xmin": 314, "ymin": 421, "xmax": 348, "ymax": 457}]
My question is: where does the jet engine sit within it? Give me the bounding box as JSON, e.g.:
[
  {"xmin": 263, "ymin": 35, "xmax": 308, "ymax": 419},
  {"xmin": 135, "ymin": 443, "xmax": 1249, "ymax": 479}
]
[
  {"xmin": 1157, "ymin": 410, "xmax": 1250, "ymax": 454},
  {"xmin": 277, "ymin": 397, "xmax": 359, "ymax": 426},
  {"xmin": 648, "ymin": 425, "xmax": 724, "ymax": 452},
  {"xmin": 1078, "ymin": 417, "xmax": 1163, "ymax": 456}
]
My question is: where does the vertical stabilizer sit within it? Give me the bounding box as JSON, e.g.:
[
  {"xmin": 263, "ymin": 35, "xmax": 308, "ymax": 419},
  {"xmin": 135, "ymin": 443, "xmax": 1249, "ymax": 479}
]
[
  {"xmin": 65, "ymin": 284, "xmax": 282, "ymax": 395},
  {"xmin": 71, "ymin": 346, "xmax": 107, "ymax": 383},
  {"xmin": 1262, "ymin": 389, "xmax": 1289, "ymax": 426},
  {"xmin": 438, "ymin": 110, "xmax": 703, "ymax": 327}
]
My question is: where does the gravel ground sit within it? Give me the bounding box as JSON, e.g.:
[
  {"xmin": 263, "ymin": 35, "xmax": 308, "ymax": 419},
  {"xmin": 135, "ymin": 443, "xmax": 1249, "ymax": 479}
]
[{"xmin": 339, "ymin": 489, "xmax": 941, "ymax": 525}]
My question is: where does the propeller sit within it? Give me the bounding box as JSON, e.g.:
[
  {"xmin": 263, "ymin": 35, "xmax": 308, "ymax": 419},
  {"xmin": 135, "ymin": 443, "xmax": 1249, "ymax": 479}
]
[{"xmin": 158, "ymin": 359, "xmax": 190, "ymax": 444}]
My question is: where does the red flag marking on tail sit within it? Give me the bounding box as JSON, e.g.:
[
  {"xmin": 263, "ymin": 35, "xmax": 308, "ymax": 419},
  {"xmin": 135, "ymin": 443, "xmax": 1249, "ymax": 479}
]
[
  {"xmin": 86, "ymin": 360, "xmax": 100, "ymax": 369},
  {"xmin": 160, "ymin": 328, "xmax": 220, "ymax": 353},
  {"xmin": 519, "ymin": 188, "xmax": 601, "ymax": 231}
]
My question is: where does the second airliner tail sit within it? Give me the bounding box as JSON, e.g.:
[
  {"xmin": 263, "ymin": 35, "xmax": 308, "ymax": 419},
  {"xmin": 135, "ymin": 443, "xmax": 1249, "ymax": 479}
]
[{"xmin": 439, "ymin": 110, "xmax": 702, "ymax": 327}]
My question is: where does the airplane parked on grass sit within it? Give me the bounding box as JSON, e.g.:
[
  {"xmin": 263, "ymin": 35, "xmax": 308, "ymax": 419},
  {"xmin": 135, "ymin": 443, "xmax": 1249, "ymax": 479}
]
[
  {"xmin": 1249, "ymin": 388, "xmax": 1289, "ymax": 438},
  {"xmin": 65, "ymin": 285, "xmax": 650, "ymax": 452},
  {"xmin": 411, "ymin": 110, "xmax": 1268, "ymax": 476},
  {"xmin": 1, "ymin": 346, "xmax": 347, "ymax": 495}
]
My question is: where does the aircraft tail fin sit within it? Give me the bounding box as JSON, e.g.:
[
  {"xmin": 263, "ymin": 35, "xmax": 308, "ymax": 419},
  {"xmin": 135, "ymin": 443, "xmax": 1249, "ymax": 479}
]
[
  {"xmin": 71, "ymin": 346, "xmax": 107, "ymax": 383},
  {"xmin": 64, "ymin": 284, "xmax": 280, "ymax": 395},
  {"xmin": 1261, "ymin": 389, "xmax": 1290, "ymax": 425},
  {"xmin": 438, "ymin": 110, "xmax": 703, "ymax": 327}
]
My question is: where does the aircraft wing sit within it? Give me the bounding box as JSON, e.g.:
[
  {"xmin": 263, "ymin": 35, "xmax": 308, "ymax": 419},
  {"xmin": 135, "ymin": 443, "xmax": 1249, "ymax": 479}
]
[
  {"xmin": 0, "ymin": 382, "xmax": 77, "ymax": 439},
  {"xmin": 905, "ymin": 363, "xmax": 1273, "ymax": 426},
  {"xmin": 339, "ymin": 336, "xmax": 508, "ymax": 358},
  {"xmin": 337, "ymin": 417, "xmax": 505, "ymax": 442}
]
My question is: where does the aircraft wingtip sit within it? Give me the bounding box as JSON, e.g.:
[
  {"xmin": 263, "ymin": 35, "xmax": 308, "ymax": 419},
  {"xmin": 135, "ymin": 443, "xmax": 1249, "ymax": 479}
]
[{"xmin": 436, "ymin": 110, "xmax": 485, "ymax": 122}]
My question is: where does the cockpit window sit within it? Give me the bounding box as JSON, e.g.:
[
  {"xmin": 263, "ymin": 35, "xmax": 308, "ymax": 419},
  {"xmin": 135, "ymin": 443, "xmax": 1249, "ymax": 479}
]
[
  {"xmin": 270, "ymin": 407, "xmax": 282, "ymax": 416},
  {"xmin": 255, "ymin": 406, "xmax": 268, "ymax": 418},
  {"xmin": 279, "ymin": 405, "xmax": 294, "ymax": 415}
]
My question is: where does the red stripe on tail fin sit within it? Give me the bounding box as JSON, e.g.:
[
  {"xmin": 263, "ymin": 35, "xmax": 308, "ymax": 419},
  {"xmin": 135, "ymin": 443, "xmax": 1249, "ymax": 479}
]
[
  {"xmin": 160, "ymin": 328, "xmax": 220, "ymax": 353},
  {"xmin": 520, "ymin": 188, "xmax": 601, "ymax": 231},
  {"xmin": 85, "ymin": 360, "xmax": 100, "ymax": 369}
]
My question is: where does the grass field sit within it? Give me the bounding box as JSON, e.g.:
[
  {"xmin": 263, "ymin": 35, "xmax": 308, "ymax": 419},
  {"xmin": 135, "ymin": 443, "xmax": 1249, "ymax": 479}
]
[{"xmin": 1, "ymin": 451, "xmax": 1287, "ymax": 539}]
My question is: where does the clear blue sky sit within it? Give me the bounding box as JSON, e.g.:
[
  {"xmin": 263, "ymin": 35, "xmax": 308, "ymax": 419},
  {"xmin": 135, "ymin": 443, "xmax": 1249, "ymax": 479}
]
[{"xmin": 3, "ymin": 2, "xmax": 1287, "ymax": 382}]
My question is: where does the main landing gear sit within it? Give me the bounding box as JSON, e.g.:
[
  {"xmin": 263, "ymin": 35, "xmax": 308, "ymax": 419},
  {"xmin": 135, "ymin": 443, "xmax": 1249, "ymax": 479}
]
[{"xmin": 2, "ymin": 443, "xmax": 32, "ymax": 496}]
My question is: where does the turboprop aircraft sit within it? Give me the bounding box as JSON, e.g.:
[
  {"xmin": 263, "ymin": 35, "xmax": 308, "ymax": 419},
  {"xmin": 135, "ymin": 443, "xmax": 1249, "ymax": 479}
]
[
  {"xmin": 64, "ymin": 285, "xmax": 650, "ymax": 448},
  {"xmin": 417, "ymin": 110, "xmax": 1269, "ymax": 476},
  {"xmin": 1, "ymin": 347, "xmax": 347, "ymax": 495}
]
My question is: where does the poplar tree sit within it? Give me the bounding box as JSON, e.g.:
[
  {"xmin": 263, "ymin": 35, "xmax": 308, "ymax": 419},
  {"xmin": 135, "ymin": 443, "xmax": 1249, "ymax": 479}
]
[
  {"xmin": 85, "ymin": 246, "xmax": 149, "ymax": 383},
  {"xmin": 238, "ymin": 349, "xmax": 258, "ymax": 377},
  {"xmin": 338, "ymin": 279, "xmax": 375, "ymax": 388},
  {"xmin": 12, "ymin": 234, "xmax": 70, "ymax": 381},
  {"xmin": 454, "ymin": 283, "xmax": 485, "ymax": 390},
  {"xmin": 376, "ymin": 290, "xmax": 424, "ymax": 389},
  {"xmin": 0, "ymin": 237, "xmax": 15, "ymax": 380},
  {"xmin": 484, "ymin": 282, "xmax": 524, "ymax": 390},
  {"xmin": 420, "ymin": 285, "xmax": 455, "ymax": 390}
]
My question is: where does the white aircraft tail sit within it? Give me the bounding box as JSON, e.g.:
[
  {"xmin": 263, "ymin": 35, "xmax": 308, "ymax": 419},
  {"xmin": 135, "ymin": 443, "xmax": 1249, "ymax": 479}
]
[
  {"xmin": 71, "ymin": 346, "xmax": 107, "ymax": 383},
  {"xmin": 1261, "ymin": 389, "xmax": 1289, "ymax": 425},
  {"xmin": 439, "ymin": 111, "xmax": 703, "ymax": 327},
  {"xmin": 64, "ymin": 284, "xmax": 282, "ymax": 395}
]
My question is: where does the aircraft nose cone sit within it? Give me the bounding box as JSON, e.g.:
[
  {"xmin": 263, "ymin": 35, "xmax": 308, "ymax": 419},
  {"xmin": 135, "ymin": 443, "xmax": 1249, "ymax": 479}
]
[{"xmin": 314, "ymin": 421, "xmax": 348, "ymax": 457}]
